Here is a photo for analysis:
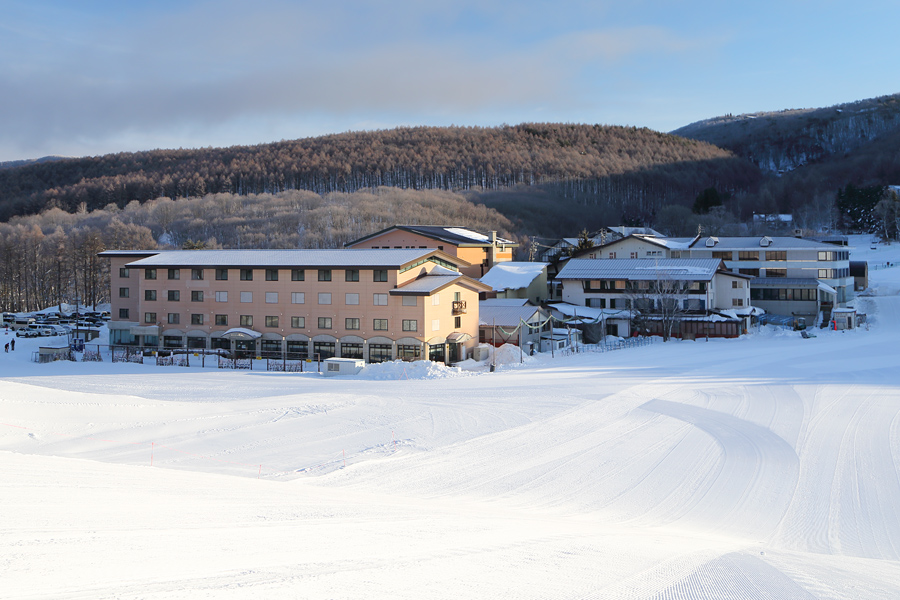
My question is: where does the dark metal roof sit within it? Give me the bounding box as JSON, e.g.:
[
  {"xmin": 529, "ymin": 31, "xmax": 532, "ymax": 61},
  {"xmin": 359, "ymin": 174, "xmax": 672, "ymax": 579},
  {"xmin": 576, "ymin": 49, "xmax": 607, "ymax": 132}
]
[
  {"xmin": 556, "ymin": 258, "xmax": 724, "ymax": 281},
  {"xmin": 346, "ymin": 225, "xmax": 516, "ymax": 248}
]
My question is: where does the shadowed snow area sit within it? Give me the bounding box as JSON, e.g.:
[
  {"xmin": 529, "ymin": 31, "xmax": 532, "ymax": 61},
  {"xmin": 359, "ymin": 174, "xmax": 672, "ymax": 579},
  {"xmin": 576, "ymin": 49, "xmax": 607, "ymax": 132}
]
[{"xmin": 2, "ymin": 235, "xmax": 900, "ymax": 599}]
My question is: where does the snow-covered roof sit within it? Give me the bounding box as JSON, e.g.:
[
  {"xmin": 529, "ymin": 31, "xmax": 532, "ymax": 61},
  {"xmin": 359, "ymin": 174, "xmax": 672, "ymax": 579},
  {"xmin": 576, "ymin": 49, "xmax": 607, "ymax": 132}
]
[
  {"xmin": 222, "ymin": 327, "xmax": 261, "ymax": 339},
  {"xmin": 690, "ymin": 236, "xmax": 836, "ymax": 250},
  {"xmin": 546, "ymin": 302, "xmax": 631, "ymax": 320},
  {"xmin": 121, "ymin": 249, "xmax": 446, "ymax": 268},
  {"xmin": 646, "ymin": 237, "xmax": 695, "ymax": 250},
  {"xmin": 479, "ymin": 262, "xmax": 547, "ymax": 291},
  {"xmin": 606, "ymin": 226, "xmax": 665, "ymax": 238},
  {"xmin": 391, "ymin": 275, "xmax": 463, "ymax": 294},
  {"xmin": 346, "ymin": 225, "xmax": 516, "ymax": 248},
  {"xmin": 479, "ymin": 305, "xmax": 546, "ymax": 327},
  {"xmin": 818, "ymin": 281, "xmax": 837, "ymax": 295},
  {"xmin": 556, "ymin": 259, "xmax": 723, "ymax": 281}
]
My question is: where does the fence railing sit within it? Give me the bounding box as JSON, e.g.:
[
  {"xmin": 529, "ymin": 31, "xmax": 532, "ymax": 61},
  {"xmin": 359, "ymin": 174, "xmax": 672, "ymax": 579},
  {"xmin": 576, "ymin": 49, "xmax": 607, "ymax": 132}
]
[
  {"xmin": 85, "ymin": 345, "xmax": 322, "ymax": 372},
  {"xmin": 560, "ymin": 335, "xmax": 655, "ymax": 356}
]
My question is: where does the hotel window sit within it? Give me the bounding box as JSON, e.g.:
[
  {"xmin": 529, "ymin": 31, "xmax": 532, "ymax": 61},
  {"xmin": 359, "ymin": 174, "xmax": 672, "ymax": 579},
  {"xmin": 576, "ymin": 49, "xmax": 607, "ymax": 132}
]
[
  {"xmin": 766, "ymin": 268, "xmax": 787, "ymax": 278},
  {"xmin": 291, "ymin": 292, "xmax": 305, "ymax": 304},
  {"xmin": 373, "ymin": 318, "xmax": 388, "ymax": 330},
  {"xmin": 402, "ymin": 296, "xmax": 417, "ymax": 306},
  {"xmin": 738, "ymin": 251, "xmax": 759, "ymax": 261},
  {"xmin": 265, "ymin": 316, "xmax": 279, "ymax": 328},
  {"xmin": 240, "ymin": 269, "xmax": 253, "ymax": 281},
  {"xmin": 167, "ymin": 268, "xmax": 180, "ymax": 280},
  {"xmin": 191, "ymin": 268, "xmax": 204, "ymax": 280},
  {"xmin": 432, "ymin": 294, "xmax": 440, "ymax": 306},
  {"xmin": 119, "ymin": 267, "xmax": 130, "ymax": 278},
  {"xmin": 145, "ymin": 268, "xmax": 157, "ymax": 280},
  {"xmin": 265, "ymin": 292, "xmax": 278, "ymax": 304},
  {"xmin": 739, "ymin": 268, "xmax": 760, "ymax": 277},
  {"xmin": 732, "ymin": 298, "xmax": 744, "ymax": 307},
  {"xmin": 318, "ymin": 269, "xmax": 332, "ymax": 282},
  {"xmin": 345, "ymin": 293, "xmax": 359, "ymax": 305},
  {"xmin": 608, "ymin": 252, "xmax": 616, "ymax": 259},
  {"xmin": 145, "ymin": 290, "xmax": 157, "ymax": 301},
  {"xmin": 167, "ymin": 290, "xmax": 180, "ymax": 301},
  {"xmin": 119, "ymin": 287, "xmax": 130, "ymax": 298},
  {"xmin": 291, "ymin": 269, "xmax": 304, "ymax": 281},
  {"xmin": 291, "ymin": 316, "xmax": 305, "ymax": 328},
  {"xmin": 455, "ymin": 316, "xmax": 461, "ymax": 328},
  {"xmin": 168, "ymin": 313, "xmax": 180, "ymax": 324},
  {"xmin": 191, "ymin": 314, "xmax": 203, "ymax": 325},
  {"xmin": 215, "ymin": 291, "xmax": 227, "ymax": 302},
  {"xmin": 712, "ymin": 251, "xmax": 731, "ymax": 260},
  {"xmin": 240, "ymin": 315, "xmax": 253, "ymax": 327},
  {"xmin": 345, "ymin": 269, "xmax": 359, "ymax": 282},
  {"xmin": 402, "ymin": 319, "xmax": 417, "ymax": 332},
  {"xmin": 265, "ymin": 269, "xmax": 279, "ymax": 281},
  {"xmin": 144, "ymin": 312, "xmax": 157, "ymax": 324},
  {"xmin": 373, "ymin": 269, "xmax": 388, "ymax": 282},
  {"xmin": 215, "ymin": 314, "xmax": 228, "ymax": 326},
  {"xmin": 318, "ymin": 317, "xmax": 332, "ymax": 329},
  {"xmin": 119, "ymin": 308, "xmax": 130, "ymax": 319},
  {"xmin": 731, "ymin": 280, "xmax": 742, "ymax": 288},
  {"xmin": 191, "ymin": 290, "xmax": 204, "ymax": 301},
  {"xmin": 215, "ymin": 268, "xmax": 228, "ymax": 280},
  {"xmin": 318, "ymin": 292, "xmax": 332, "ymax": 305},
  {"xmin": 345, "ymin": 318, "xmax": 360, "ymax": 330},
  {"xmin": 240, "ymin": 292, "xmax": 252, "ymax": 303},
  {"xmin": 766, "ymin": 251, "xmax": 787, "ymax": 261},
  {"xmin": 432, "ymin": 319, "xmax": 440, "ymax": 332},
  {"xmin": 373, "ymin": 293, "xmax": 388, "ymax": 306}
]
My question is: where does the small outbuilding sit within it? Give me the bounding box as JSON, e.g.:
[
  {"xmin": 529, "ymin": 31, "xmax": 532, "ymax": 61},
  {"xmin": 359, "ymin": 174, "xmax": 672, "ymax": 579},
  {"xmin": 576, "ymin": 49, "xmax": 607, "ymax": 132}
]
[
  {"xmin": 831, "ymin": 307, "xmax": 857, "ymax": 330},
  {"xmin": 322, "ymin": 357, "xmax": 365, "ymax": 377}
]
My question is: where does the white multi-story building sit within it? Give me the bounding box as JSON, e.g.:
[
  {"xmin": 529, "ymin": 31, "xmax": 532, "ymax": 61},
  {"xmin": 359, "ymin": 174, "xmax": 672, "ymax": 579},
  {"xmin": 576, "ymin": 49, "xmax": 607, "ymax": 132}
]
[
  {"xmin": 571, "ymin": 235, "xmax": 854, "ymax": 320},
  {"xmin": 555, "ymin": 258, "xmax": 751, "ymax": 338}
]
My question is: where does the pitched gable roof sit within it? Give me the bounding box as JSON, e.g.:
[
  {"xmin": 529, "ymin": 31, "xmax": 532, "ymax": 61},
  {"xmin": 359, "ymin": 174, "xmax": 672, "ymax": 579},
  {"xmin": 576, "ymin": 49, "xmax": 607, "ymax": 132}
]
[{"xmin": 346, "ymin": 225, "xmax": 516, "ymax": 248}]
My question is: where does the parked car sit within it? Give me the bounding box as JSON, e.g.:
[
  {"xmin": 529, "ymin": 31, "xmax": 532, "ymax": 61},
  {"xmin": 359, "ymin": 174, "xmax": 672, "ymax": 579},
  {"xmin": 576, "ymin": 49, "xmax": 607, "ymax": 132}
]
[
  {"xmin": 41, "ymin": 325, "xmax": 69, "ymax": 337},
  {"xmin": 16, "ymin": 329, "xmax": 40, "ymax": 338}
]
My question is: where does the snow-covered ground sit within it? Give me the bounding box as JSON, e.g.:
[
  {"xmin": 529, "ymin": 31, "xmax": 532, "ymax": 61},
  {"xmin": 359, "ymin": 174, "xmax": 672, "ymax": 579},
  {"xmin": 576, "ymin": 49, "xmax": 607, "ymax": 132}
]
[{"xmin": 3, "ymin": 235, "xmax": 900, "ymax": 599}]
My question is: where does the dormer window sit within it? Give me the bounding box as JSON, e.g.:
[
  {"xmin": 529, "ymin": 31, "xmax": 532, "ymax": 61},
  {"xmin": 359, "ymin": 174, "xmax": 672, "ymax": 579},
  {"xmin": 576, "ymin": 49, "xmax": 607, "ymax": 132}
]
[
  {"xmin": 705, "ymin": 237, "xmax": 719, "ymax": 247},
  {"xmin": 760, "ymin": 236, "xmax": 772, "ymax": 247}
]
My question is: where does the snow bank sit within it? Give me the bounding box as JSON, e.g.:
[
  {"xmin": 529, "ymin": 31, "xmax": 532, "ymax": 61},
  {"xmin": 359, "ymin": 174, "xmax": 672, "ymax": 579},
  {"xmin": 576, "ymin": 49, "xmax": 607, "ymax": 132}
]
[{"xmin": 356, "ymin": 359, "xmax": 468, "ymax": 380}]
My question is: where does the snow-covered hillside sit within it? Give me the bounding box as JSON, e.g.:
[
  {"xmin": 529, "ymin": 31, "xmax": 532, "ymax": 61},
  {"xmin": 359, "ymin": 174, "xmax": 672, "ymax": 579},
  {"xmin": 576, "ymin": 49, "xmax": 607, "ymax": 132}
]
[{"xmin": 2, "ymin": 236, "xmax": 900, "ymax": 599}]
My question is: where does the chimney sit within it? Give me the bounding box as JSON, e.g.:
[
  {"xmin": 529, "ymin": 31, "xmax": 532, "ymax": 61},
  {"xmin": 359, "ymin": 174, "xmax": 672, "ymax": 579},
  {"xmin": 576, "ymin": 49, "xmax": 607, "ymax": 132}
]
[{"xmin": 490, "ymin": 230, "xmax": 497, "ymax": 245}]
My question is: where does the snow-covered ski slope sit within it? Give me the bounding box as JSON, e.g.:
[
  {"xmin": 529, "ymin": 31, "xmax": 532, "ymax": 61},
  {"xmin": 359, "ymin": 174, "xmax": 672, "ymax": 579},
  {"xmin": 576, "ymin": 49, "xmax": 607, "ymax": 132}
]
[{"xmin": 2, "ymin": 235, "xmax": 899, "ymax": 599}]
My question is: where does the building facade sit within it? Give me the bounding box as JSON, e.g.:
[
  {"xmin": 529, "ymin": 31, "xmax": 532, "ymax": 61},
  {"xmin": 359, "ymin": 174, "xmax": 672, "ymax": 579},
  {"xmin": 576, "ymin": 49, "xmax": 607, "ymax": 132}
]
[
  {"xmin": 555, "ymin": 258, "xmax": 751, "ymax": 338},
  {"xmin": 101, "ymin": 249, "xmax": 491, "ymax": 364}
]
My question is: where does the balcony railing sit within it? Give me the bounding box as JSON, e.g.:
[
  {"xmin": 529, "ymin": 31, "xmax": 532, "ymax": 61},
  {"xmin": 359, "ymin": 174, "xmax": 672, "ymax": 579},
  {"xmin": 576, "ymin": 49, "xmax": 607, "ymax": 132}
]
[{"xmin": 452, "ymin": 300, "xmax": 467, "ymax": 315}]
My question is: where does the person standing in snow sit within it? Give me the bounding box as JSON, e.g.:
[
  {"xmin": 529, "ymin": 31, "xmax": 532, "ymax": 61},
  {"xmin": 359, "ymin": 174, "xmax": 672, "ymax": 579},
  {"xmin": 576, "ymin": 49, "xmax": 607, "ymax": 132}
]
[
  {"xmin": 10, "ymin": 338, "xmax": 14, "ymax": 351},
  {"xmin": 4, "ymin": 343, "xmax": 8, "ymax": 352}
]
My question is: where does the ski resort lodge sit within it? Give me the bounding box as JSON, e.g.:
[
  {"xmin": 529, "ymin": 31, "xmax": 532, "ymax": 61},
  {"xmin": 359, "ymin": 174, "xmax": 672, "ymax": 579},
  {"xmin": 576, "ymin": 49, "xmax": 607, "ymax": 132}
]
[{"xmin": 100, "ymin": 248, "xmax": 491, "ymax": 363}]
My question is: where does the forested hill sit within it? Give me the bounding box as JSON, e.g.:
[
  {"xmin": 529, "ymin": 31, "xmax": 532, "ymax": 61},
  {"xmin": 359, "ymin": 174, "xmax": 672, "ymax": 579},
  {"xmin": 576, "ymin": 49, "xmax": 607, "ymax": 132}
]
[
  {"xmin": 672, "ymin": 93, "xmax": 900, "ymax": 174},
  {"xmin": 0, "ymin": 123, "xmax": 756, "ymax": 221}
]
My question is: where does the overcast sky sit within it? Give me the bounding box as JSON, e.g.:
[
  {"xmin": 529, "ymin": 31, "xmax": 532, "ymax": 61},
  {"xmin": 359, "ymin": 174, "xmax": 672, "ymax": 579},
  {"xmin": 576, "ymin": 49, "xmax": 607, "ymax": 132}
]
[{"xmin": 2, "ymin": 0, "xmax": 898, "ymax": 162}]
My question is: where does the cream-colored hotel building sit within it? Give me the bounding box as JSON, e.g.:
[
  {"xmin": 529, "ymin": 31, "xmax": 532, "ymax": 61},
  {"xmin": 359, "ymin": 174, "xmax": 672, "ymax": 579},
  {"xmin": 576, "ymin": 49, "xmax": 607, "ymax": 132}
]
[{"xmin": 101, "ymin": 249, "xmax": 491, "ymax": 363}]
